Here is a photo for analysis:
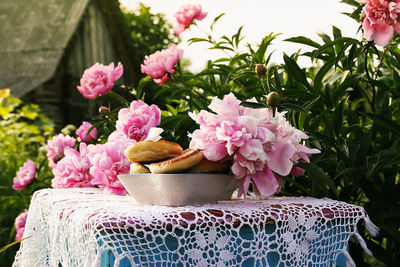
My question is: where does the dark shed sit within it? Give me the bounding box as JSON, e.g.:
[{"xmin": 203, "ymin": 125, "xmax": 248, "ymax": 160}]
[{"xmin": 0, "ymin": 0, "xmax": 140, "ymax": 126}]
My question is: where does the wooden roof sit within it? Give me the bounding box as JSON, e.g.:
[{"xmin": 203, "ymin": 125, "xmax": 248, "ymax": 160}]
[{"xmin": 0, "ymin": 0, "xmax": 139, "ymax": 97}]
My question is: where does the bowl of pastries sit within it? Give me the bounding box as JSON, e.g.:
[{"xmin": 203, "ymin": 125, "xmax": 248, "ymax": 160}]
[{"xmin": 118, "ymin": 140, "xmax": 237, "ymax": 206}]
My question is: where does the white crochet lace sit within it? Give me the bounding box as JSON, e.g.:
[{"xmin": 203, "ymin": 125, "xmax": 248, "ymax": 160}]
[{"xmin": 13, "ymin": 188, "xmax": 378, "ymax": 267}]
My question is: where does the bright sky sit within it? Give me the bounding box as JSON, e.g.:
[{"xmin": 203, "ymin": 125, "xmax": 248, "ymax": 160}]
[{"xmin": 119, "ymin": 0, "xmax": 361, "ymax": 71}]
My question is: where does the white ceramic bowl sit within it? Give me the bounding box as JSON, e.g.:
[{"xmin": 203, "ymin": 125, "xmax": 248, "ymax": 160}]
[{"xmin": 118, "ymin": 173, "xmax": 237, "ymax": 206}]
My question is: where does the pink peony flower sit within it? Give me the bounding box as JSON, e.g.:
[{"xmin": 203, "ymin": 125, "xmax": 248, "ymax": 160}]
[
  {"xmin": 209, "ymin": 93, "xmax": 244, "ymax": 119},
  {"xmin": 51, "ymin": 143, "xmax": 94, "ymax": 189},
  {"xmin": 46, "ymin": 134, "xmax": 76, "ymax": 168},
  {"xmin": 115, "ymin": 100, "xmax": 161, "ymax": 141},
  {"xmin": 108, "ymin": 130, "xmax": 134, "ymax": 143},
  {"xmin": 173, "ymin": 4, "xmax": 207, "ymax": 34},
  {"xmin": 141, "ymin": 46, "xmax": 183, "ymax": 85},
  {"xmin": 77, "ymin": 62, "xmax": 123, "ymax": 99},
  {"xmin": 14, "ymin": 210, "xmax": 28, "ymax": 241},
  {"xmin": 76, "ymin": 121, "xmax": 97, "ymax": 143},
  {"xmin": 88, "ymin": 137, "xmax": 135, "ymax": 195},
  {"xmin": 189, "ymin": 93, "xmax": 320, "ymax": 197},
  {"xmin": 361, "ymin": 0, "xmax": 400, "ymax": 46},
  {"xmin": 12, "ymin": 160, "xmax": 36, "ymax": 190},
  {"xmin": 216, "ymin": 121, "xmax": 252, "ymax": 155}
]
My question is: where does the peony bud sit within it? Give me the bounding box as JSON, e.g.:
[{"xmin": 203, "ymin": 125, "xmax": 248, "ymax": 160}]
[
  {"xmin": 255, "ymin": 64, "xmax": 267, "ymax": 76},
  {"xmin": 98, "ymin": 106, "xmax": 109, "ymax": 115},
  {"xmin": 266, "ymin": 92, "xmax": 280, "ymax": 117}
]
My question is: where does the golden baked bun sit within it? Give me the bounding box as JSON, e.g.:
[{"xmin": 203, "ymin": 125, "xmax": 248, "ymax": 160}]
[
  {"xmin": 148, "ymin": 149, "xmax": 203, "ymax": 174},
  {"xmin": 129, "ymin": 163, "xmax": 150, "ymax": 174},
  {"xmin": 125, "ymin": 140, "xmax": 183, "ymax": 163},
  {"xmin": 187, "ymin": 159, "xmax": 231, "ymax": 173}
]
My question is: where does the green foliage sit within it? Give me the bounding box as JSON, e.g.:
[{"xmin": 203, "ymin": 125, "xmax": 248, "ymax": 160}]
[
  {"xmin": 137, "ymin": 10, "xmax": 400, "ymax": 265},
  {"xmin": 283, "ymin": 28, "xmax": 400, "ymax": 264},
  {"xmin": 122, "ymin": 3, "xmax": 180, "ymax": 64},
  {"xmin": 0, "ymin": 89, "xmax": 54, "ymax": 265},
  {"xmin": 121, "ymin": 3, "xmax": 181, "ymax": 105}
]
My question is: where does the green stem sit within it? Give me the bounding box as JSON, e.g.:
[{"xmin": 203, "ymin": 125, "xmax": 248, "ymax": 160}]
[
  {"xmin": 106, "ymin": 91, "xmax": 130, "ymax": 107},
  {"xmin": 0, "ymin": 236, "xmax": 31, "ymax": 253},
  {"xmin": 194, "ymin": 24, "xmax": 233, "ymax": 59},
  {"xmin": 364, "ymin": 47, "xmax": 376, "ymax": 113},
  {"xmin": 260, "ymin": 77, "xmax": 269, "ymax": 95},
  {"xmin": 374, "ymin": 48, "xmax": 387, "ymax": 80}
]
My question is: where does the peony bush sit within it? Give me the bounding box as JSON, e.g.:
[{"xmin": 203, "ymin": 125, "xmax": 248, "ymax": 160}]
[{"xmin": 0, "ymin": 89, "xmax": 55, "ymax": 263}]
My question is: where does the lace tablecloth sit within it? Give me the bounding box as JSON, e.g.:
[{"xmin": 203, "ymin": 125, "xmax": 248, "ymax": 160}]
[{"xmin": 13, "ymin": 188, "xmax": 378, "ymax": 267}]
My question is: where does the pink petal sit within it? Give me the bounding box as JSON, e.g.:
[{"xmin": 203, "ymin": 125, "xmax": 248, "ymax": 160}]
[
  {"xmin": 268, "ymin": 142, "xmax": 296, "ymax": 176},
  {"xmin": 237, "ymin": 175, "xmax": 251, "ymax": 198},
  {"xmin": 203, "ymin": 143, "xmax": 227, "ymax": 161},
  {"xmin": 290, "ymin": 166, "xmax": 305, "ymax": 177},
  {"xmin": 239, "ymin": 139, "xmax": 266, "ymax": 161},
  {"xmin": 372, "ymin": 21, "xmax": 394, "ymax": 46},
  {"xmin": 112, "ymin": 62, "xmax": 124, "ymax": 80},
  {"xmin": 196, "ymin": 11, "xmax": 207, "ymax": 21},
  {"xmin": 174, "ymin": 24, "xmax": 186, "ymax": 35},
  {"xmin": 256, "ymin": 126, "xmax": 275, "ymax": 143},
  {"xmin": 363, "ymin": 19, "xmax": 394, "ymax": 46},
  {"xmin": 231, "ymin": 160, "xmax": 247, "ymax": 178},
  {"xmin": 251, "ymin": 167, "xmax": 280, "ymax": 196},
  {"xmin": 154, "ymin": 74, "xmax": 169, "ymax": 85},
  {"xmin": 395, "ymin": 22, "xmax": 400, "ymax": 35}
]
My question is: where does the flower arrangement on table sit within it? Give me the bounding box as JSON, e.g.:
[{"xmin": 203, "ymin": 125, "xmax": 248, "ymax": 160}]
[
  {"xmin": 8, "ymin": 1, "xmax": 397, "ymax": 247},
  {"xmin": 40, "ymin": 3, "xmax": 319, "ymax": 201}
]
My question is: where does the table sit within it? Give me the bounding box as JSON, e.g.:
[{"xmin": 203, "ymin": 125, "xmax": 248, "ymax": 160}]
[{"xmin": 13, "ymin": 188, "xmax": 378, "ymax": 266}]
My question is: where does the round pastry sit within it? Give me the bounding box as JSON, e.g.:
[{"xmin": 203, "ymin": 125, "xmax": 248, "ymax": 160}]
[
  {"xmin": 125, "ymin": 140, "xmax": 183, "ymax": 163},
  {"xmin": 147, "ymin": 149, "xmax": 203, "ymax": 174},
  {"xmin": 130, "ymin": 163, "xmax": 150, "ymax": 174},
  {"xmin": 187, "ymin": 159, "xmax": 231, "ymax": 173}
]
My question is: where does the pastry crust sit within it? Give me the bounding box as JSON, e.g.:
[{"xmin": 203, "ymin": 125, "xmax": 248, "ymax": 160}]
[
  {"xmin": 125, "ymin": 140, "xmax": 183, "ymax": 163},
  {"xmin": 130, "ymin": 163, "xmax": 150, "ymax": 174},
  {"xmin": 187, "ymin": 158, "xmax": 231, "ymax": 173},
  {"xmin": 148, "ymin": 149, "xmax": 203, "ymax": 174}
]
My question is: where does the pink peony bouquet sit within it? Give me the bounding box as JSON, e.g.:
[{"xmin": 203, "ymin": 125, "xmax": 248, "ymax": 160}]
[
  {"xmin": 189, "ymin": 93, "xmax": 320, "ymax": 197},
  {"xmin": 49, "ymin": 98, "xmax": 161, "ymax": 195}
]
